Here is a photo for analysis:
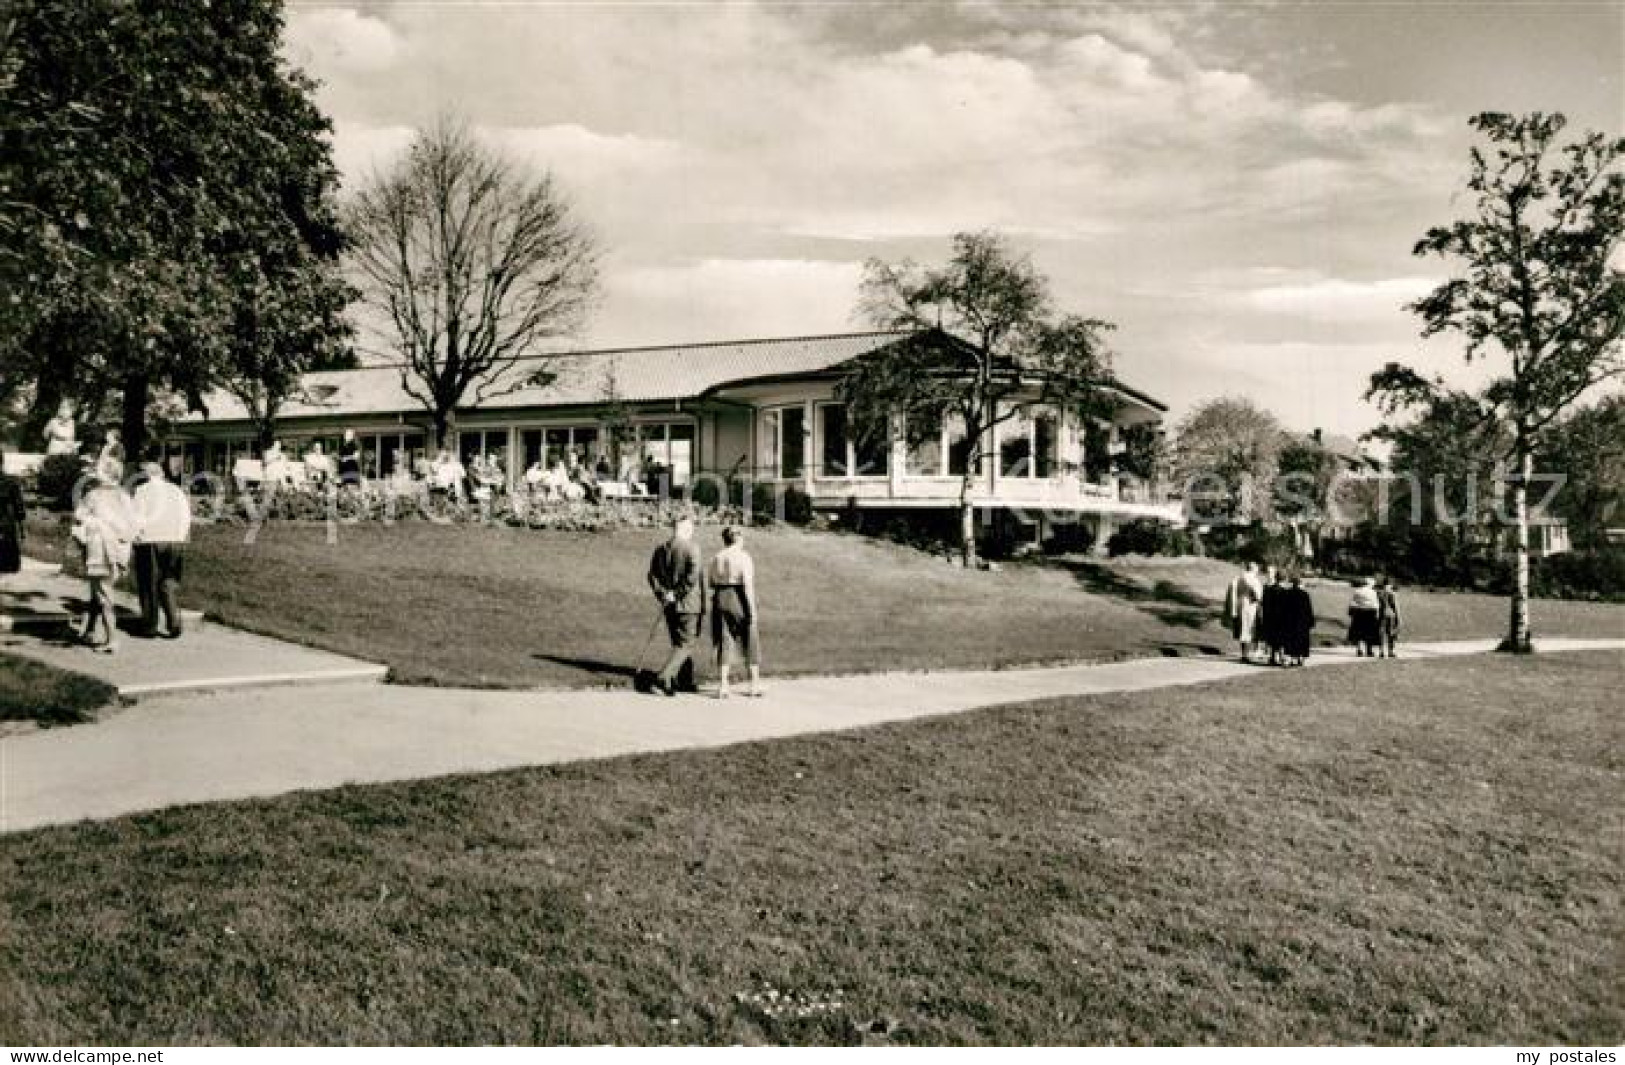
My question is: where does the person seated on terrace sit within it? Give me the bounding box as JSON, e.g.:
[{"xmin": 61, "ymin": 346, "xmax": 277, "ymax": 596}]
[
  {"xmin": 388, "ymin": 450, "xmax": 415, "ymax": 493},
  {"xmin": 429, "ymin": 448, "xmax": 465, "ymax": 503},
  {"xmin": 595, "ymin": 453, "xmax": 612, "ymax": 480},
  {"xmin": 263, "ymin": 440, "xmax": 294, "ymax": 485},
  {"xmin": 468, "ymin": 454, "xmax": 493, "ymax": 504},
  {"xmin": 412, "ymin": 450, "xmax": 433, "ymax": 482},
  {"xmin": 524, "ymin": 459, "xmax": 547, "ymax": 495},
  {"xmin": 544, "ymin": 459, "xmax": 579, "ymax": 502},
  {"xmin": 484, "ymin": 454, "xmax": 507, "ymax": 497},
  {"xmin": 303, "ymin": 441, "xmax": 332, "ymax": 487}
]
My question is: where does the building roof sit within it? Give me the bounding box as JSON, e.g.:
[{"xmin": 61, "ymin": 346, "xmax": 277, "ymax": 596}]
[{"xmin": 185, "ymin": 330, "xmax": 1167, "ymax": 425}]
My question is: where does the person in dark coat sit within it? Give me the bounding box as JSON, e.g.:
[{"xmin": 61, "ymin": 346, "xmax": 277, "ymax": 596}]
[
  {"xmin": 1281, "ymin": 574, "xmax": 1315, "ymax": 666},
  {"xmin": 1377, "ymin": 578, "xmax": 1402, "ymax": 658},
  {"xmin": 1259, "ymin": 569, "xmax": 1290, "ymax": 666},
  {"xmin": 0, "ymin": 445, "xmax": 25, "ymax": 576},
  {"xmin": 643, "ymin": 513, "xmax": 705, "ymax": 696}
]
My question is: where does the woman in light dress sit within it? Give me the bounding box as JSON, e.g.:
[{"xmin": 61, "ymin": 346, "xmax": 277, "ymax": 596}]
[{"xmin": 1222, "ymin": 560, "xmax": 1266, "ymax": 662}]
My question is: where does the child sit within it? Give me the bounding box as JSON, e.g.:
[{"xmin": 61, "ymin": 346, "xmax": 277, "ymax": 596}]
[{"xmin": 73, "ymin": 471, "xmax": 136, "ymax": 653}]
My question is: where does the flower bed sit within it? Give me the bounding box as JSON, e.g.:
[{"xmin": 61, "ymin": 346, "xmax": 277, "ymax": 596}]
[{"xmin": 189, "ymin": 483, "xmax": 749, "ymax": 531}]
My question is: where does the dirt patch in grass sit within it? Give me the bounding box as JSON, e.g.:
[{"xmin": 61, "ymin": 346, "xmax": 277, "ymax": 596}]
[
  {"xmin": 0, "ymin": 653, "xmax": 117, "ymax": 727},
  {"xmin": 1, "ymin": 651, "xmax": 1618, "ymax": 1044}
]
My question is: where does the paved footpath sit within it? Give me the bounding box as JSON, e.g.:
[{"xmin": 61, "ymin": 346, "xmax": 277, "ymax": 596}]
[
  {"xmin": 3, "ymin": 636, "xmax": 1621, "ymax": 835},
  {"xmin": 1, "ymin": 563, "xmax": 387, "ymax": 696}
]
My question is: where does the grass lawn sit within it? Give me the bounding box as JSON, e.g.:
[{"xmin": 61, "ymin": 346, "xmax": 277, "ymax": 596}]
[
  {"xmin": 88, "ymin": 520, "xmax": 1625, "ymax": 688},
  {"xmin": 1, "ymin": 651, "xmax": 1619, "ymax": 1045},
  {"xmin": 0, "ymin": 653, "xmax": 117, "ymax": 726}
]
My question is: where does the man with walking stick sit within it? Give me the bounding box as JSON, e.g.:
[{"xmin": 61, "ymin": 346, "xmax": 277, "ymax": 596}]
[{"xmin": 640, "ymin": 513, "xmax": 704, "ymax": 696}]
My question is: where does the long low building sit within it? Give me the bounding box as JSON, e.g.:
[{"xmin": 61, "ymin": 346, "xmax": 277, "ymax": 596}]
[{"xmin": 175, "ymin": 329, "xmax": 1184, "ymax": 533}]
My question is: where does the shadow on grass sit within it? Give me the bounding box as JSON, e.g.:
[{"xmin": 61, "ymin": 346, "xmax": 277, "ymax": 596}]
[
  {"xmin": 1051, "ymin": 559, "xmax": 1223, "ymax": 632},
  {"xmin": 531, "ymin": 654, "xmax": 639, "ymax": 681}
]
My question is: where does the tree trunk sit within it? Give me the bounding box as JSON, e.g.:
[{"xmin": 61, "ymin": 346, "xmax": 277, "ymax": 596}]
[
  {"xmin": 1499, "ymin": 439, "xmax": 1534, "ymax": 653},
  {"xmin": 121, "ymin": 373, "xmax": 150, "ymax": 466},
  {"xmin": 431, "ymin": 409, "xmax": 456, "ymax": 454},
  {"xmin": 959, "ymin": 495, "xmax": 977, "ymax": 568}
]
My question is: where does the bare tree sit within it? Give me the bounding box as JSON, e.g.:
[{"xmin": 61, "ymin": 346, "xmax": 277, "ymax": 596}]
[{"xmin": 347, "ymin": 119, "xmax": 599, "ymax": 448}]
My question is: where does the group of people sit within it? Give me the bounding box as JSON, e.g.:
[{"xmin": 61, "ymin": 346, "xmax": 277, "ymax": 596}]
[
  {"xmin": 640, "ymin": 514, "xmax": 763, "ymax": 698},
  {"xmin": 67, "ymin": 448, "xmax": 193, "ymax": 654},
  {"xmin": 1223, "ymin": 561, "xmax": 1401, "ymax": 665}
]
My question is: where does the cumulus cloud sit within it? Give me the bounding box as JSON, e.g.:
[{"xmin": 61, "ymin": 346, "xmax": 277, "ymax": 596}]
[
  {"xmin": 279, "ymin": 1, "xmax": 1609, "ymax": 434},
  {"xmin": 283, "ymin": 7, "xmax": 403, "ymax": 74}
]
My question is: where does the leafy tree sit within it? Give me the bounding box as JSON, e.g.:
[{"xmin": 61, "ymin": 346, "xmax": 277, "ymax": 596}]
[
  {"xmin": 1539, "ymin": 396, "xmax": 1625, "ymax": 550},
  {"xmin": 1272, "ymin": 436, "xmax": 1347, "ymax": 558},
  {"xmin": 1365, "ymin": 391, "xmax": 1514, "ymax": 534},
  {"xmin": 223, "ymin": 268, "xmax": 358, "ymax": 450},
  {"xmin": 347, "ymin": 119, "xmax": 600, "ymax": 449},
  {"xmin": 1, "ymin": 0, "xmax": 353, "ymax": 457},
  {"xmin": 1368, "ymin": 112, "xmax": 1623, "ymax": 651},
  {"xmin": 1169, "ymin": 397, "xmax": 1284, "ymax": 526},
  {"xmin": 837, "ymin": 231, "xmax": 1117, "ymax": 565}
]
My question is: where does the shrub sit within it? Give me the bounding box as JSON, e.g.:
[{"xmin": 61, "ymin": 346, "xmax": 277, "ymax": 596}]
[
  {"xmin": 1202, "ymin": 524, "xmax": 1299, "ymax": 569},
  {"xmin": 34, "ymin": 454, "xmax": 86, "ymax": 511},
  {"xmin": 779, "ymin": 485, "xmax": 813, "ymax": 526},
  {"xmin": 1530, "ymin": 548, "xmax": 1625, "ymax": 602},
  {"xmin": 1105, "ymin": 518, "xmax": 1197, "ymax": 558}
]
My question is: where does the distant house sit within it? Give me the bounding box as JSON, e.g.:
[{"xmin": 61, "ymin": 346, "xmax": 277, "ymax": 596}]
[{"xmin": 172, "ymin": 330, "xmax": 1182, "ymax": 537}]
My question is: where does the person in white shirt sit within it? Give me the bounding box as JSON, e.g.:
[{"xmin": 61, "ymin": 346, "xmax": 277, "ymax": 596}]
[
  {"xmin": 706, "ymin": 525, "xmax": 762, "ymax": 698},
  {"xmin": 303, "ymin": 441, "xmax": 332, "ymax": 487},
  {"xmin": 430, "ymin": 449, "xmax": 465, "ymax": 502},
  {"xmin": 132, "ymin": 448, "xmax": 192, "ymax": 639}
]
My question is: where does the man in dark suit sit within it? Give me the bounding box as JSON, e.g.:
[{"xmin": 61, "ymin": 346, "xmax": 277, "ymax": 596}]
[{"xmin": 644, "ymin": 513, "xmax": 704, "ymax": 695}]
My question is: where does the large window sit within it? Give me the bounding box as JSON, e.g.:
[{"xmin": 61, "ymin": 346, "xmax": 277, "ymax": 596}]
[
  {"xmin": 520, "ymin": 425, "xmax": 604, "ymax": 473},
  {"xmin": 998, "ymin": 413, "xmax": 1059, "ymax": 479},
  {"xmin": 907, "ymin": 415, "xmax": 944, "ymax": 476},
  {"xmin": 458, "ymin": 428, "xmax": 511, "ymax": 473},
  {"xmin": 640, "ymin": 422, "xmax": 693, "ymax": 486},
  {"xmin": 817, "ymin": 403, "xmax": 888, "ymax": 478},
  {"xmin": 762, "ymin": 406, "xmax": 805, "ymax": 480},
  {"xmin": 946, "ymin": 415, "xmax": 974, "ymax": 477},
  {"xmin": 1000, "ymin": 416, "xmax": 1033, "ymax": 477}
]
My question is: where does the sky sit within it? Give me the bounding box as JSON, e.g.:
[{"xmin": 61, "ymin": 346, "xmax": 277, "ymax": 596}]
[{"xmin": 280, "ymin": 0, "xmax": 1623, "ymax": 438}]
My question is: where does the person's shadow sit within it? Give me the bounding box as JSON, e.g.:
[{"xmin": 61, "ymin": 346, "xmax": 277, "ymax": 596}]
[{"xmin": 531, "ymin": 654, "xmax": 638, "ymax": 681}]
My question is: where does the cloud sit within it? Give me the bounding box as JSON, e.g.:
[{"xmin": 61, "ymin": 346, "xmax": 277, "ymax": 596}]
[
  {"xmin": 283, "ymin": 8, "xmax": 403, "ymax": 74},
  {"xmin": 280, "ymin": 1, "xmax": 1513, "ymax": 436},
  {"xmin": 1242, "ymin": 274, "xmax": 1439, "ymax": 321},
  {"xmin": 600, "ymin": 258, "xmax": 865, "ymax": 345}
]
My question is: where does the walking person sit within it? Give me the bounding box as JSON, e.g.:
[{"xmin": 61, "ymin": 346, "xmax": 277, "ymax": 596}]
[
  {"xmin": 72, "ymin": 467, "xmax": 136, "ymax": 654},
  {"xmin": 132, "ymin": 447, "xmax": 192, "ymax": 639},
  {"xmin": 1260, "ymin": 569, "xmax": 1290, "ymax": 666},
  {"xmin": 1282, "ymin": 574, "xmax": 1315, "ymax": 666},
  {"xmin": 1222, "ymin": 560, "xmax": 1265, "ymax": 662},
  {"xmin": 643, "ymin": 513, "xmax": 705, "ymax": 696},
  {"xmin": 1347, "ymin": 577, "xmax": 1381, "ymax": 657},
  {"xmin": 0, "ymin": 445, "xmax": 26, "ymax": 579},
  {"xmin": 1377, "ymin": 578, "xmax": 1402, "ymax": 658},
  {"xmin": 707, "ymin": 525, "xmax": 762, "ymax": 699}
]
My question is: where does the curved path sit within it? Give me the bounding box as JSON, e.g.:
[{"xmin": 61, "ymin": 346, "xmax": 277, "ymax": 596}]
[{"xmin": 3, "ymin": 637, "xmax": 1621, "ymax": 835}]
